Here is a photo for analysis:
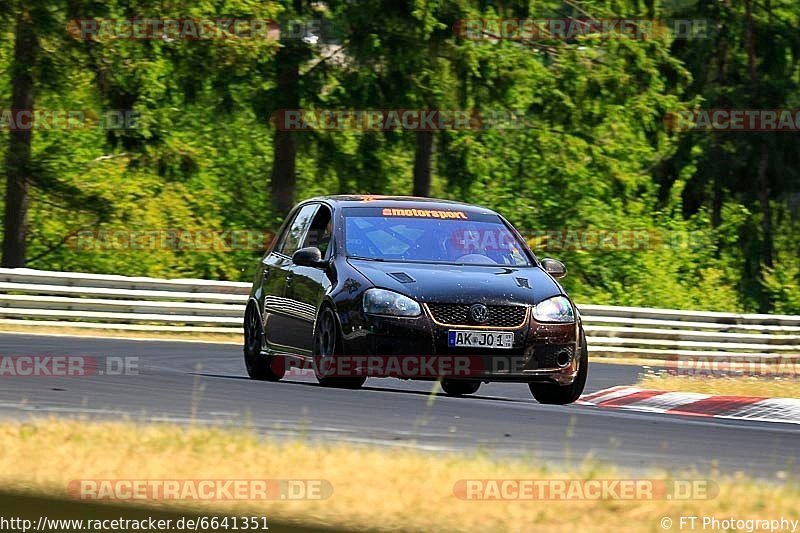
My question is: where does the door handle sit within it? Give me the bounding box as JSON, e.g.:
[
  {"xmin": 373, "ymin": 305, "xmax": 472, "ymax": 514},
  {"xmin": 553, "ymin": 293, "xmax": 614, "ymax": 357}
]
[
  {"xmin": 263, "ymin": 269, "xmax": 271, "ymax": 281},
  {"xmin": 285, "ymin": 273, "xmax": 294, "ymax": 286}
]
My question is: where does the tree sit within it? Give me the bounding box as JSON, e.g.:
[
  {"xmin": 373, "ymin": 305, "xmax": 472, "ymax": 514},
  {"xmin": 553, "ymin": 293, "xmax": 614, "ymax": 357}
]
[
  {"xmin": 337, "ymin": 0, "xmax": 474, "ymax": 197},
  {"xmin": 663, "ymin": 0, "xmax": 800, "ymax": 310},
  {"xmin": 1, "ymin": 4, "xmax": 39, "ymax": 267},
  {"xmin": 262, "ymin": 1, "xmax": 322, "ymax": 214}
]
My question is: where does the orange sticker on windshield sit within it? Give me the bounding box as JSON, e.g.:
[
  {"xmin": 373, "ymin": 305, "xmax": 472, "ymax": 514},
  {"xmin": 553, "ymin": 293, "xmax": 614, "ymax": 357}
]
[{"xmin": 382, "ymin": 208, "xmax": 469, "ymax": 220}]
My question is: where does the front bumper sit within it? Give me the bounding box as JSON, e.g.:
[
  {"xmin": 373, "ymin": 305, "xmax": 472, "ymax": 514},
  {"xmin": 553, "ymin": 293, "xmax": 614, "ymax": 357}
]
[{"xmin": 340, "ymin": 304, "xmax": 580, "ymax": 385}]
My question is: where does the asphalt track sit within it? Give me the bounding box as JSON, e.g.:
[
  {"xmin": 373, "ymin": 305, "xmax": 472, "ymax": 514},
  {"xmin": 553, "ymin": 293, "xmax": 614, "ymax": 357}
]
[{"xmin": 1, "ymin": 332, "xmax": 798, "ymax": 479}]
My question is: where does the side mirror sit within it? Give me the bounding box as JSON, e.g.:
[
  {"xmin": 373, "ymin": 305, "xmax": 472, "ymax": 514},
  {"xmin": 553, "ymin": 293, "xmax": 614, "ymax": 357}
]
[
  {"xmin": 540, "ymin": 258, "xmax": 567, "ymax": 279},
  {"xmin": 292, "ymin": 246, "xmax": 325, "ymax": 268}
]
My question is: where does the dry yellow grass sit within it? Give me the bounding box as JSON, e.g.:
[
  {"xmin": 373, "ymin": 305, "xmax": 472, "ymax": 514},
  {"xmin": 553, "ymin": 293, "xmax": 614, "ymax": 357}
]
[
  {"xmin": 0, "ymin": 419, "xmax": 798, "ymax": 532},
  {"xmin": 638, "ymin": 372, "xmax": 800, "ymax": 399}
]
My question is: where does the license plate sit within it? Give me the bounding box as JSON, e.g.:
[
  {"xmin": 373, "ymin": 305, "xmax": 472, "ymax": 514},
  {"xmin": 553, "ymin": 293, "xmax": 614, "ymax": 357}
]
[{"xmin": 448, "ymin": 330, "xmax": 514, "ymax": 349}]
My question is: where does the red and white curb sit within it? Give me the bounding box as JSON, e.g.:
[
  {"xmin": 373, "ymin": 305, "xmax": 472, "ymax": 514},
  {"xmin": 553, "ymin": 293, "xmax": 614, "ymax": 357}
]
[{"xmin": 578, "ymin": 386, "xmax": 800, "ymax": 425}]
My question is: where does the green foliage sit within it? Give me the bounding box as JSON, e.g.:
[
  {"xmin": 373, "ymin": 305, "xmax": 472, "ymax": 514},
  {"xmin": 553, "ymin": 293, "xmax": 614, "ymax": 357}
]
[{"xmin": 0, "ymin": 0, "xmax": 798, "ymax": 313}]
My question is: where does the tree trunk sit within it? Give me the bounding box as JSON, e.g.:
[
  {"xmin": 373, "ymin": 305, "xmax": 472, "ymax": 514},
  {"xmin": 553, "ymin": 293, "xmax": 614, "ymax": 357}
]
[
  {"xmin": 744, "ymin": 0, "xmax": 774, "ymax": 311},
  {"xmin": 270, "ymin": 129, "xmax": 297, "ymax": 215},
  {"xmin": 756, "ymin": 144, "xmax": 773, "ymax": 269},
  {"xmin": 710, "ymin": 3, "xmax": 729, "ymax": 229},
  {"xmin": 2, "ymin": 11, "xmax": 38, "ymax": 268},
  {"xmin": 270, "ymin": 46, "xmax": 301, "ymax": 215},
  {"xmin": 412, "ymin": 131, "xmax": 433, "ymax": 197}
]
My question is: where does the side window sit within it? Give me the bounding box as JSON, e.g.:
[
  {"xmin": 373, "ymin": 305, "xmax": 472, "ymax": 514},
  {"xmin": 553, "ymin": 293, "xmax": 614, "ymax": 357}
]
[
  {"xmin": 277, "ymin": 204, "xmax": 319, "ymax": 257},
  {"xmin": 301, "ymin": 205, "xmax": 333, "ymax": 258}
]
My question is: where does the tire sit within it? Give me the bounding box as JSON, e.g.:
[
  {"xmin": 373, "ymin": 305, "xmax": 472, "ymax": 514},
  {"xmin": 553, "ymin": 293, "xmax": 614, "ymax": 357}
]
[
  {"xmin": 440, "ymin": 379, "xmax": 481, "ymax": 396},
  {"xmin": 529, "ymin": 326, "xmax": 588, "ymax": 405},
  {"xmin": 314, "ymin": 306, "xmax": 366, "ymax": 389},
  {"xmin": 243, "ymin": 305, "xmax": 285, "ymax": 381}
]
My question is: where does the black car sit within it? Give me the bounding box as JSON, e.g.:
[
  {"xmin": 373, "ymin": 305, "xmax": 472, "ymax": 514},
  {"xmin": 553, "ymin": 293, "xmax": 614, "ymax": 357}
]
[{"xmin": 244, "ymin": 196, "xmax": 587, "ymax": 404}]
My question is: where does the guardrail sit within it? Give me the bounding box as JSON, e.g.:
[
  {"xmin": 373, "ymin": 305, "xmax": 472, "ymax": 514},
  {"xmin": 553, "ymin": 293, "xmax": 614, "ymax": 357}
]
[{"xmin": 1, "ymin": 268, "xmax": 799, "ymax": 359}]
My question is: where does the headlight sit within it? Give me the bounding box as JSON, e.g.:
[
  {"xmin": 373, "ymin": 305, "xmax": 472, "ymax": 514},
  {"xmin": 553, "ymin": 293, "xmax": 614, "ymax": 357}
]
[
  {"xmin": 363, "ymin": 288, "xmax": 421, "ymax": 317},
  {"xmin": 533, "ymin": 296, "xmax": 575, "ymax": 323}
]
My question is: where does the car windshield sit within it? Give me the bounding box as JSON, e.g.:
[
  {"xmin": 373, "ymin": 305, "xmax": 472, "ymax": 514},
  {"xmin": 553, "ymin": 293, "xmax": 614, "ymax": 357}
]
[{"xmin": 342, "ymin": 206, "xmax": 531, "ymax": 266}]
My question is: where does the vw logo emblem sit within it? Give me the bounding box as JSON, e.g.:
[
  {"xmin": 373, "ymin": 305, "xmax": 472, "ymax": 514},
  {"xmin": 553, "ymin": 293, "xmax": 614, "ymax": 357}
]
[{"xmin": 469, "ymin": 303, "xmax": 489, "ymax": 324}]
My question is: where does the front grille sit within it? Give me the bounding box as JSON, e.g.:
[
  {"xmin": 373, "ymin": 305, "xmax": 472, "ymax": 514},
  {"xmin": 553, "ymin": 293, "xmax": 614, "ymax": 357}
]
[{"xmin": 427, "ymin": 304, "xmax": 527, "ymax": 328}]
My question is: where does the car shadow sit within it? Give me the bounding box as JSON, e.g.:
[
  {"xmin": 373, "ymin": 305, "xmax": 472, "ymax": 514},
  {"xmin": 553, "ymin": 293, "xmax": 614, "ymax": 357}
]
[{"xmin": 191, "ymin": 372, "xmax": 529, "ymax": 404}]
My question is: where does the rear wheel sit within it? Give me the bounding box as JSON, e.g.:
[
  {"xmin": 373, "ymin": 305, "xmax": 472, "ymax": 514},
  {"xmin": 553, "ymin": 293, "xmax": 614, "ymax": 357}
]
[
  {"xmin": 243, "ymin": 305, "xmax": 285, "ymax": 381},
  {"xmin": 314, "ymin": 306, "xmax": 366, "ymax": 389},
  {"xmin": 529, "ymin": 327, "xmax": 588, "ymax": 405},
  {"xmin": 440, "ymin": 379, "xmax": 481, "ymax": 396}
]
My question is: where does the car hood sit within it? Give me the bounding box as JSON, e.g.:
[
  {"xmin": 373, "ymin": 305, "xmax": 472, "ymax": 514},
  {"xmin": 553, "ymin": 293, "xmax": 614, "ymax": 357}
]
[{"xmin": 347, "ymin": 259, "xmax": 563, "ymax": 306}]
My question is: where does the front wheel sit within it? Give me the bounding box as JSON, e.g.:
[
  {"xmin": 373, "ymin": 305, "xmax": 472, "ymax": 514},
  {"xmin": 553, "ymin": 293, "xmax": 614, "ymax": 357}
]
[
  {"xmin": 243, "ymin": 306, "xmax": 285, "ymax": 381},
  {"xmin": 314, "ymin": 306, "xmax": 366, "ymax": 389},
  {"xmin": 529, "ymin": 327, "xmax": 588, "ymax": 405}
]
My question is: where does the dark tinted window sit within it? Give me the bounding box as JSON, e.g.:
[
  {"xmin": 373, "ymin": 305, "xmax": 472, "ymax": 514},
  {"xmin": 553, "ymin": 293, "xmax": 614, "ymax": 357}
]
[
  {"xmin": 277, "ymin": 204, "xmax": 318, "ymax": 257},
  {"xmin": 301, "ymin": 205, "xmax": 333, "ymax": 258}
]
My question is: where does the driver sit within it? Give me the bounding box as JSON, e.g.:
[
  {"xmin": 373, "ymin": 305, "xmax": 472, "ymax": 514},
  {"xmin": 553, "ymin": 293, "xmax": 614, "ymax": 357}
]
[{"xmin": 443, "ymin": 227, "xmax": 493, "ymax": 263}]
